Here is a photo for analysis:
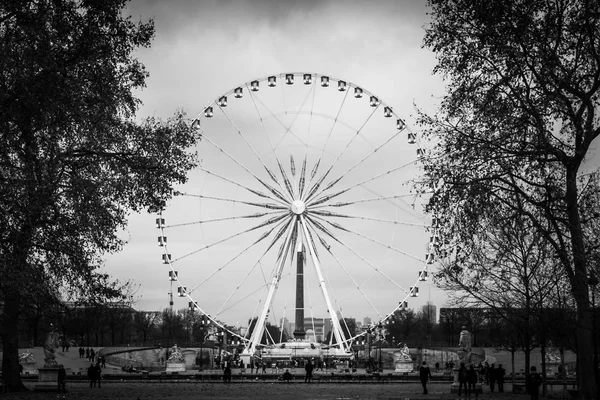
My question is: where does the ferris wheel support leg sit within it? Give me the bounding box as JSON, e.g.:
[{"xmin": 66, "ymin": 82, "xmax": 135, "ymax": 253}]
[
  {"xmin": 299, "ymin": 215, "xmax": 350, "ymax": 353},
  {"xmin": 244, "ymin": 217, "xmax": 296, "ymax": 357}
]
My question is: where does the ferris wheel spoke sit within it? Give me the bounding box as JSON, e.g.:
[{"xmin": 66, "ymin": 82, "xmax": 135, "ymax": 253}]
[
  {"xmin": 310, "ymin": 214, "xmax": 414, "ymax": 292},
  {"xmin": 298, "ymin": 156, "xmax": 308, "ymax": 198},
  {"xmin": 198, "ymin": 167, "xmax": 288, "ymax": 207},
  {"xmin": 314, "ymin": 213, "xmax": 423, "ymax": 264},
  {"xmin": 246, "ymin": 213, "xmax": 297, "ymax": 354},
  {"xmin": 309, "ymin": 127, "xmax": 404, "ymax": 204},
  {"xmin": 172, "ymin": 213, "xmax": 290, "ymax": 264},
  {"xmin": 246, "ymin": 87, "xmax": 290, "ymax": 193},
  {"xmin": 299, "ymin": 82, "xmax": 317, "ymax": 201},
  {"xmin": 303, "ymin": 218, "xmax": 383, "ymax": 320},
  {"xmin": 317, "ymin": 194, "xmax": 417, "ymax": 208},
  {"xmin": 272, "ymin": 79, "xmax": 316, "ymax": 151},
  {"xmin": 276, "ymin": 159, "xmax": 295, "ymax": 199},
  {"xmin": 245, "ymin": 84, "xmax": 315, "ymax": 196},
  {"xmin": 250, "ymin": 91, "xmax": 310, "ymax": 149},
  {"xmin": 217, "ymin": 271, "xmax": 293, "ymax": 317},
  {"xmin": 308, "ymin": 209, "xmax": 427, "ymax": 228},
  {"xmin": 187, "ymin": 215, "xmax": 290, "ymax": 294},
  {"xmin": 201, "ymin": 135, "xmax": 290, "ymax": 205},
  {"xmin": 303, "ymin": 104, "xmax": 379, "ymax": 204},
  {"xmin": 216, "ymin": 105, "xmax": 294, "ymax": 203},
  {"xmin": 214, "ymin": 251, "xmax": 282, "ymax": 319},
  {"xmin": 306, "ymin": 160, "xmax": 418, "ymax": 208},
  {"xmin": 164, "ymin": 210, "xmax": 283, "ymax": 228},
  {"xmin": 176, "ymin": 191, "xmax": 288, "ymax": 211}
]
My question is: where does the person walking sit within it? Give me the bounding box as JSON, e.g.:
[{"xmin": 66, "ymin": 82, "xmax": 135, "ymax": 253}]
[
  {"xmin": 496, "ymin": 364, "xmax": 505, "ymax": 392},
  {"xmin": 94, "ymin": 362, "xmax": 102, "ymax": 388},
  {"xmin": 527, "ymin": 366, "xmax": 543, "ymax": 400},
  {"xmin": 467, "ymin": 364, "xmax": 478, "ymax": 398},
  {"xmin": 488, "ymin": 363, "xmax": 497, "ymax": 392},
  {"xmin": 57, "ymin": 364, "xmax": 67, "ymax": 397},
  {"xmin": 223, "ymin": 365, "xmax": 232, "ymax": 383},
  {"xmin": 304, "ymin": 359, "xmax": 314, "ymax": 383},
  {"xmin": 87, "ymin": 363, "xmax": 97, "ymax": 388},
  {"xmin": 419, "ymin": 361, "xmax": 433, "ymax": 394},
  {"xmin": 458, "ymin": 363, "xmax": 468, "ymax": 397}
]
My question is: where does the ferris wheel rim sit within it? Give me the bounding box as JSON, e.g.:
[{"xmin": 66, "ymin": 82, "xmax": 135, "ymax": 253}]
[
  {"xmin": 191, "ymin": 72, "xmax": 409, "ymax": 130},
  {"xmin": 159, "ymin": 72, "xmax": 437, "ymax": 353}
]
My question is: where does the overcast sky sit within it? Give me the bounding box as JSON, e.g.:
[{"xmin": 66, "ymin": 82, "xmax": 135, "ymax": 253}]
[{"xmin": 104, "ymin": 0, "xmax": 598, "ymax": 328}]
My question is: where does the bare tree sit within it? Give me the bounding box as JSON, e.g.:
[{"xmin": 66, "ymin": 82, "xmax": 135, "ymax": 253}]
[{"xmin": 420, "ymin": 1, "xmax": 600, "ymax": 396}]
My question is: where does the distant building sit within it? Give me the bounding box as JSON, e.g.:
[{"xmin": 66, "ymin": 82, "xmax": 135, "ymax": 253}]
[
  {"xmin": 363, "ymin": 317, "xmax": 372, "ymax": 327},
  {"xmin": 422, "ymin": 301, "xmax": 437, "ymax": 324},
  {"xmin": 280, "ymin": 317, "xmax": 293, "ymax": 337},
  {"xmin": 303, "ymin": 317, "xmax": 331, "ymax": 342}
]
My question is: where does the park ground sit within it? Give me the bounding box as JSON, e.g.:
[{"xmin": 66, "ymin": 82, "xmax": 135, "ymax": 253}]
[
  {"xmin": 2, "ymin": 347, "xmax": 576, "ymax": 399},
  {"xmin": 0, "ymin": 381, "xmax": 569, "ymax": 400}
]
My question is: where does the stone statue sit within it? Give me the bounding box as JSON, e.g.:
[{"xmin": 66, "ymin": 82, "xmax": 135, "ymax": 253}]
[
  {"xmin": 43, "ymin": 325, "xmax": 60, "ymax": 367},
  {"xmin": 19, "ymin": 350, "xmax": 36, "ymax": 364},
  {"xmin": 398, "ymin": 343, "xmax": 411, "ymax": 361},
  {"xmin": 167, "ymin": 344, "xmax": 184, "ymax": 362},
  {"xmin": 457, "ymin": 326, "xmax": 472, "ymax": 365}
]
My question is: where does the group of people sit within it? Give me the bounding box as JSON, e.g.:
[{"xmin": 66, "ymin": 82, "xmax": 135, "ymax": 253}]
[
  {"xmin": 78, "ymin": 346, "xmax": 105, "ymax": 365},
  {"xmin": 457, "ymin": 362, "xmax": 487, "ymax": 397},
  {"xmin": 418, "ymin": 360, "xmax": 543, "ymax": 399},
  {"xmin": 478, "ymin": 362, "xmax": 506, "ymax": 392},
  {"xmin": 87, "ymin": 362, "xmax": 103, "ymax": 388}
]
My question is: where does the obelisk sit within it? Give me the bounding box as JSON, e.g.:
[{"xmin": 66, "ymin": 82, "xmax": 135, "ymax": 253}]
[{"xmin": 293, "ymin": 242, "xmax": 306, "ymax": 339}]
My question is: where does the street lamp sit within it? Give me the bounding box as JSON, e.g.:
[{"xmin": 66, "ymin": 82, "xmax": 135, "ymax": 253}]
[
  {"xmin": 198, "ymin": 315, "xmax": 209, "ymax": 370},
  {"xmin": 378, "ymin": 338, "xmax": 382, "ymax": 372}
]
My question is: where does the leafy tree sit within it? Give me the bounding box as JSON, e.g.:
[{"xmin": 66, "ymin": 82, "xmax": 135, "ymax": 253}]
[
  {"xmin": 420, "ymin": 0, "xmax": 600, "ymax": 396},
  {"xmin": 0, "ymin": 0, "xmax": 198, "ymax": 391}
]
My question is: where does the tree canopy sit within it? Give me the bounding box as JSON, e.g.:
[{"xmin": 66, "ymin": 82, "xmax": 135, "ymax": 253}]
[
  {"xmin": 420, "ymin": 0, "xmax": 600, "ymax": 397},
  {"xmin": 0, "ymin": 0, "xmax": 198, "ymax": 391}
]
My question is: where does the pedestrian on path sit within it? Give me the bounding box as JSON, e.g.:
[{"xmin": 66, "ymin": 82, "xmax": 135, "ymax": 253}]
[
  {"xmin": 57, "ymin": 364, "xmax": 67, "ymax": 396},
  {"xmin": 304, "ymin": 359, "xmax": 314, "ymax": 383},
  {"xmin": 489, "ymin": 364, "xmax": 497, "ymax": 392},
  {"xmin": 527, "ymin": 366, "xmax": 543, "ymax": 400},
  {"xmin": 88, "ymin": 363, "xmax": 97, "ymax": 388},
  {"xmin": 223, "ymin": 365, "xmax": 232, "ymax": 383},
  {"xmin": 458, "ymin": 363, "xmax": 468, "ymax": 397},
  {"xmin": 419, "ymin": 361, "xmax": 433, "ymax": 395},
  {"xmin": 496, "ymin": 364, "xmax": 505, "ymax": 392},
  {"xmin": 467, "ymin": 364, "xmax": 478, "ymax": 398}
]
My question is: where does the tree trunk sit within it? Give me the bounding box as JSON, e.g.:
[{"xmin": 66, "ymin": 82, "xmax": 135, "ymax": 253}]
[
  {"xmin": 511, "ymin": 349, "xmax": 516, "ymax": 386},
  {"xmin": 1, "ymin": 298, "xmax": 26, "ymax": 392},
  {"xmin": 524, "ymin": 347, "xmax": 531, "ymax": 393},
  {"xmin": 541, "ymin": 345, "xmax": 547, "ymax": 397},
  {"xmin": 566, "ymin": 167, "xmax": 598, "ymax": 400},
  {"xmin": 574, "ymin": 297, "xmax": 597, "ymax": 400}
]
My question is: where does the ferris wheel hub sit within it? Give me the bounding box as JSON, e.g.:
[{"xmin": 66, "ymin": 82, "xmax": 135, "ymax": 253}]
[{"xmin": 290, "ymin": 200, "xmax": 306, "ymax": 215}]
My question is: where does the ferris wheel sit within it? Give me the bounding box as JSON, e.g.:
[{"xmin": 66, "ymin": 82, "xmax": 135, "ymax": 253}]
[{"xmin": 156, "ymin": 73, "xmax": 437, "ymax": 360}]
